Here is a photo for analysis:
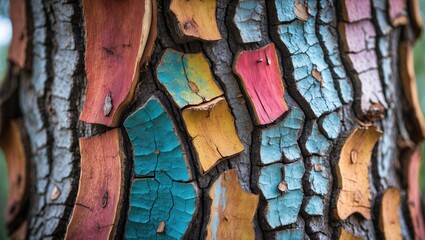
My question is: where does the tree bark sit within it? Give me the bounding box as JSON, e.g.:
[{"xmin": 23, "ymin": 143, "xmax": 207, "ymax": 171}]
[{"xmin": 1, "ymin": 0, "xmax": 424, "ymax": 239}]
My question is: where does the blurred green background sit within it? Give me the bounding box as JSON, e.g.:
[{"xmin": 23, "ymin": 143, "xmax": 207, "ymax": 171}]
[{"xmin": 0, "ymin": 0, "xmax": 424, "ymax": 239}]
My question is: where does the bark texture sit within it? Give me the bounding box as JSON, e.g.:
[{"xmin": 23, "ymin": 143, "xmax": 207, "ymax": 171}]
[{"xmin": 1, "ymin": 0, "xmax": 424, "ymax": 239}]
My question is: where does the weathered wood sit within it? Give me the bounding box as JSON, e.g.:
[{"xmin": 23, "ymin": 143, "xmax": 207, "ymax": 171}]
[
  {"xmin": 0, "ymin": 121, "xmax": 28, "ymax": 227},
  {"xmin": 255, "ymin": 161, "xmax": 304, "ymax": 229},
  {"xmin": 335, "ymin": 126, "xmax": 382, "ymax": 220},
  {"xmin": 80, "ymin": 0, "xmax": 155, "ymax": 127},
  {"xmin": 206, "ymin": 169, "xmax": 259, "ymax": 239},
  {"xmin": 169, "ymin": 0, "xmax": 221, "ymax": 42},
  {"xmin": 156, "ymin": 49, "xmax": 223, "ymax": 109},
  {"xmin": 182, "ymin": 97, "xmax": 244, "ymax": 174},
  {"xmin": 232, "ymin": 0, "xmax": 263, "ymax": 43},
  {"xmin": 125, "ymin": 174, "xmax": 198, "ymax": 240},
  {"xmin": 271, "ymin": 1, "xmax": 342, "ymax": 118},
  {"xmin": 388, "ymin": 0, "xmax": 408, "ymax": 26},
  {"xmin": 65, "ymin": 129, "xmax": 124, "ymax": 239},
  {"xmin": 124, "ymin": 97, "xmax": 194, "ymax": 181},
  {"xmin": 402, "ymin": 147, "xmax": 425, "ymax": 239},
  {"xmin": 341, "ymin": 0, "xmax": 371, "ymax": 22},
  {"xmin": 233, "ymin": 43, "xmax": 288, "ymax": 125},
  {"xmin": 379, "ymin": 187, "xmax": 402, "ymax": 240},
  {"xmin": 8, "ymin": 0, "xmax": 29, "ymax": 69},
  {"xmin": 339, "ymin": 228, "xmax": 362, "ymax": 240},
  {"xmin": 399, "ymin": 41, "xmax": 425, "ymax": 143},
  {"xmin": 257, "ymin": 108, "xmax": 304, "ymax": 165}
]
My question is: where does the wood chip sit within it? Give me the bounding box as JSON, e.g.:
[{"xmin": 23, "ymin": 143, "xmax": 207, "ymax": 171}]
[
  {"xmin": 156, "ymin": 221, "xmax": 165, "ymax": 234},
  {"xmin": 278, "ymin": 181, "xmax": 288, "ymax": 194},
  {"xmin": 50, "ymin": 185, "xmax": 61, "ymax": 201},
  {"xmin": 294, "ymin": 1, "xmax": 309, "ymax": 21}
]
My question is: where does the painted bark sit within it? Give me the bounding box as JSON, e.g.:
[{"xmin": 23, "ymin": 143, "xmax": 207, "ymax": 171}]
[{"xmin": 1, "ymin": 0, "xmax": 424, "ymax": 239}]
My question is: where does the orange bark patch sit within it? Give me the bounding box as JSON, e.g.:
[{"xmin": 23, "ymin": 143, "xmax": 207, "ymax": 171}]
[
  {"xmin": 182, "ymin": 97, "xmax": 244, "ymax": 174},
  {"xmin": 379, "ymin": 188, "xmax": 402, "ymax": 240},
  {"xmin": 169, "ymin": 0, "xmax": 221, "ymax": 42},
  {"xmin": 336, "ymin": 126, "xmax": 382, "ymax": 220},
  {"xmin": 206, "ymin": 169, "xmax": 259, "ymax": 239},
  {"xmin": 0, "ymin": 120, "xmax": 29, "ymax": 226},
  {"xmin": 399, "ymin": 41, "xmax": 425, "ymax": 143}
]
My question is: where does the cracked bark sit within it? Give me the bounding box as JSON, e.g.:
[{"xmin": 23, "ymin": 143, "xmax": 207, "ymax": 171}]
[{"xmin": 1, "ymin": 0, "xmax": 423, "ymax": 239}]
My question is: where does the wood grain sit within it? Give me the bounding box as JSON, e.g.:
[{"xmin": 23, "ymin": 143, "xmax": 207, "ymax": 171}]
[
  {"xmin": 402, "ymin": 147, "xmax": 425, "ymax": 240},
  {"xmin": 0, "ymin": 120, "xmax": 28, "ymax": 227},
  {"xmin": 169, "ymin": 0, "xmax": 221, "ymax": 42},
  {"xmin": 65, "ymin": 129, "xmax": 124, "ymax": 239},
  {"xmin": 8, "ymin": 0, "xmax": 29, "ymax": 69},
  {"xmin": 156, "ymin": 49, "xmax": 223, "ymax": 109},
  {"xmin": 399, "ymin": 41, "xmax": 425, "ymax": 143},
  {"xmin": 379, "ymin": 187, "xmax": 402, "ymax": 240},
  {"xmin": 80, "ymin": 0, "xmax": 156, "ymax": 127},
  {"xmin": 335, "ymin": 126, "xmax": 382, "ymax": 220},
  {"xmin": 206, "ymin": 169, "xmax": 259, "ymax": 239},
  {"xmin": 182, "ymin": 97, "xmax": 244, "ymax": 174},
  {"xmin": 233, "ymin": 43, "xmax": 288, "ymax": 125}
]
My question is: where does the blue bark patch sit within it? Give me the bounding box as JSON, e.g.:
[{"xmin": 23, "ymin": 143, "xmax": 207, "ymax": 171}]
[
  {"xmin": 124, "ymin": 98, "xmax": 192, "ymax": 181},
  {"xmin": 275, "ymin": 229, "xmax": 304, "ymax": 240},
  {"xmin": 257, "ymin": 161, "xmax": 305, "ymax": 229},
  {"xmin": 124, "ymin": 97, "xmax": 198, "ymax": 239},
  {"xmin": 303, "ymin": 122, "xmax": 331, "ymax": 156},
  {"xmin": 319, "ymin": 112, "xmax": 341, "ymax": 140},
  {"xmin": 259, "ymin": 108, "xmax": 304, "ymax": 165},
  {"xmin": 272, "ymin": 0, "xmax": 343, "ymax": 117},
  {"xmin": 156, "ymin": 49, "xmax": 223, "ymax": 109},
  {"xmin": 125, "ymin": 173, "xmax": 197, "ymax": 240},
  {"xmin": 306, "ymin": 156, "xmax": 330, "ymax": 195},
  {"xmin": 233, "ymin": 0, "xmax": 263, "ymax": 43},
  {"xmin": 304, "ymin": 195, "xmax": 324, "ymax": 216}
]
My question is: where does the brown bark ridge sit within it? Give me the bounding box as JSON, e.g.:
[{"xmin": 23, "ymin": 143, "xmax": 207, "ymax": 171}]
[{"xmin": 0, "ymin": 0, "xmax": 424, "ymax": 239}]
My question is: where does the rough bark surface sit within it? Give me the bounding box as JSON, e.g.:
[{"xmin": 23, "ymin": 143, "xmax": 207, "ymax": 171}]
[{"xmin": 1, "ymin": 0, "xmax": 424, "ymax": 239}]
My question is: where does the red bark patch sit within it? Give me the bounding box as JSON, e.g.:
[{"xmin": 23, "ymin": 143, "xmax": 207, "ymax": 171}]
[{"xmin": 233, "ymin": 43, "xmax": 288, "ymax": 125}]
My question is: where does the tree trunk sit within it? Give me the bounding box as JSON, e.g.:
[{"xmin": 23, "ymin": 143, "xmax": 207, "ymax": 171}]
[{"xmin": 2, "ymin": 0, "xmax": 425, "ymax": 239}]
